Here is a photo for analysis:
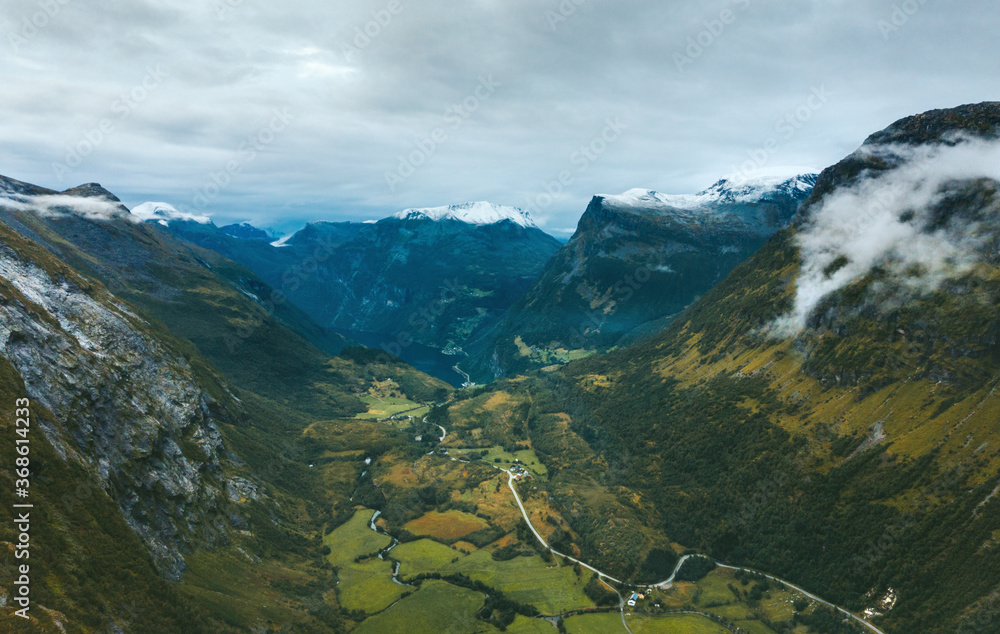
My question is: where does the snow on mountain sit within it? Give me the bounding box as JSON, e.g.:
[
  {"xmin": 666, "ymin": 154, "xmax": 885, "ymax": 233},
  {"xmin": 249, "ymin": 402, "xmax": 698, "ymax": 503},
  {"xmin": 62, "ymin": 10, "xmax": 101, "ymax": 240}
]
[
  {"xmin": 270, "ymin": 234, "xmax": 293, "ymax": 248},
  {"xmin": 130, "ymin": 202, "xmax": 211, "ymax": 226},
  {"xmin": 391, "ymin": 201, "xmax": 537, "ymax": 228},
  {"xmin": 605, "ymin": 170, "xmax": 819, "ymax": 212}
]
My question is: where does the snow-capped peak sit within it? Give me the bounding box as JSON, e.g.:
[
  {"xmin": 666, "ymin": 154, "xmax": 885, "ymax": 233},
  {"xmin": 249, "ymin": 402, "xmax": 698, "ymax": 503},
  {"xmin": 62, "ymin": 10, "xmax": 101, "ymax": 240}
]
[
  {"xmin": 130, "ymin": 202, "xmax": 211, "ymax": 227},
  {"xmin": 606, "ymin": 170, "xmax": 819, "ymax": 212},
  {"xmin": 391, "ymin": 202, "xmax": 537, "ymax": 228}
]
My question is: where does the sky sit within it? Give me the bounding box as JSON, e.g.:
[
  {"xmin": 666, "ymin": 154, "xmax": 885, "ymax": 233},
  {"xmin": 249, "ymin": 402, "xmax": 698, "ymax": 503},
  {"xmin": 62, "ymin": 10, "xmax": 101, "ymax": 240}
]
[{"xmin": 1, "ymin": 0, "xmax": 998, "ymax": 237}]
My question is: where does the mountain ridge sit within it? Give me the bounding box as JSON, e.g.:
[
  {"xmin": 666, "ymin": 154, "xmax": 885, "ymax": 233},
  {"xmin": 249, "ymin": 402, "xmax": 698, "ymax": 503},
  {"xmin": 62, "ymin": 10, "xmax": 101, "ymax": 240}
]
[{"xmin": 464, "ymin": 171, "xmax": 818, "ymax": 380}]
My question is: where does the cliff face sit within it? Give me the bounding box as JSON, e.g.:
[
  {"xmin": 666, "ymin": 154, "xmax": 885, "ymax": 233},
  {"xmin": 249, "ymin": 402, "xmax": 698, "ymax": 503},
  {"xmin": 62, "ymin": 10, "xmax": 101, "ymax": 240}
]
[{"xmin": 0, "ymin": 224, "xmax": 250, "ymax": 580}]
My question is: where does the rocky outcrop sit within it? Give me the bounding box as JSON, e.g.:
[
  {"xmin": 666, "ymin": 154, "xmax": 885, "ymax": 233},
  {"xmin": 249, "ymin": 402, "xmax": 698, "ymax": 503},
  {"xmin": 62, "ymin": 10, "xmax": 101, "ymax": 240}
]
[{"xmin": 0, "ymin": 235, "xmax": 244, "ymax": 580}]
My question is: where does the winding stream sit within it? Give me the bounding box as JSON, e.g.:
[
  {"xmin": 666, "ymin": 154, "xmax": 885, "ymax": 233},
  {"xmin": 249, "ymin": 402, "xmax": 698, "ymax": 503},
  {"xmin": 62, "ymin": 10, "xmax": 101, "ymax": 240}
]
[{"xmin": 367, "ymin": 510, "xmax": 412, "ymax": 587}]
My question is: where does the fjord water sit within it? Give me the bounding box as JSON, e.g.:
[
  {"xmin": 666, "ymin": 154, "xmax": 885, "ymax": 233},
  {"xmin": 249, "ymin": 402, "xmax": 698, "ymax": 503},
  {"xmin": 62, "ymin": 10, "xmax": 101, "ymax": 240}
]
[{"xmin": 336, "ymin": 328, "xmax": 468, "ymax": 387}]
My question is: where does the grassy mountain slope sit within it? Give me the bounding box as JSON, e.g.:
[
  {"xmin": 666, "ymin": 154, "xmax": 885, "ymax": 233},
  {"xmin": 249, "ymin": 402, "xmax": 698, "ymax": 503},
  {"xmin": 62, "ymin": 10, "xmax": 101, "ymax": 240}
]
[
  {"xmin": 0, "ymin": 182, "xmax": 452, "ymax": 631},
  {"xmin": 438, "ymin": 103, "xmax": 1000, "ymax": 633}
]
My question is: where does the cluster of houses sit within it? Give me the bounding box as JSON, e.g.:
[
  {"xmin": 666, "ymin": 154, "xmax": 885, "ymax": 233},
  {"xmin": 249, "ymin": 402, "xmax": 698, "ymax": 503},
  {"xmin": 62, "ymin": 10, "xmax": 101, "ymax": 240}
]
[
  {"xmin": 627, "ymin": 591, "xmax": 648, "ymax": 607},
  {"xmin": 510, "ymin": 461, "xmax": 533, "ymax": 481}
]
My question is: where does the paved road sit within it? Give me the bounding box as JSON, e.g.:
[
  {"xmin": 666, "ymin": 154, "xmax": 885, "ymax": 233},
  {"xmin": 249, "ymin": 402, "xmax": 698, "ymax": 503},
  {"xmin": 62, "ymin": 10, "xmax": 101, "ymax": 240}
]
[
  {"xmin": 428, "ymin": 418, "xmax": 883, "ymax": 634},
  {"xmin": 500, "ymin": 468, "xmax": 885, "ymax": 634}
]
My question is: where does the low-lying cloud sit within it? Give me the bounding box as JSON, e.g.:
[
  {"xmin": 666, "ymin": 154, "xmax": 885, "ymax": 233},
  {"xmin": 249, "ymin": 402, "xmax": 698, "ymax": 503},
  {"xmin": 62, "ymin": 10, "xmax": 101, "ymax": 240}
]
[
  {"xmin": 0, "ymin": 193, "xmax": 131, "ymax": 222},
  {"xmin": 771, "ymin": 136, "xmax": 1000, "ymax": 337}
]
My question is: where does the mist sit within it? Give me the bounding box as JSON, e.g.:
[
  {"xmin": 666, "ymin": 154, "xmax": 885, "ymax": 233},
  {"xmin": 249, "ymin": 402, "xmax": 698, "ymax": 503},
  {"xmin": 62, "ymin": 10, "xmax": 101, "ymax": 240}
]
[
  {"xmin": 0, "ymin": 193, "xmax": 133, "ymax": 222},
  {"xmin": 771, "ymin": 136, "xmax": 1000, "ymax": 337}
]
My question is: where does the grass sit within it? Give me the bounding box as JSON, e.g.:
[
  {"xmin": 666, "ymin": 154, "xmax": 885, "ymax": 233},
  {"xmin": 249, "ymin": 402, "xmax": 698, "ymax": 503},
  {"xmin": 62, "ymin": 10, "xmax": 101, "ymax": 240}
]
[
  {"xmin": 692, "ymin": 569, "xmax": 739, "ymax": 608},
  {"xmin": 392, "ymin": 539, "xmax": 465, "ymax": 577},
  {"xmin": 658, "ymin": 568, "xmax": 806, "ymax": 631},
  {"xmin": 450, "ymin": 445, "xmax": 549, "ymax": 478},
  {"xmin": 733, "ymin": 621, "xmax": 779, "ymax": 634},
  {"xmin": 337, "ymin": 559, "xmax": 409, "ymax": 614},
  {"xmin": 356, "ymin": 394, "xmax": 426, "ymax": 420},
  {"xmin": 564, "ymin": 612, "xmax": 626, "ymax": 633},
  {"xmin": 627, "ymin": 614, "xmax": 731, "ymax": 633},
  {"xmin": 566, "ymin": 612, "xmax": 730, "ymax": 634},
  {"xmin": 513, "ymin": 336, "xmax": 594, "ymax": 366},
  {"xmin": 402, "ymin": 510, "xmax": 490, "ymax": 541},
  {"xmin": 442, "ymin": 549, "xmax": 595, "ymax": 615},
  {"xmin": 505, "ymin": 615, "xmax": 558, "ymax": 633},
  {"xmin": 643, "ymin": 567, "xmax": 811, "ymax": 633},
  {"xmin": 353, "ymin": 580, "xmax": 488, "ymax": 634},
  {"xmin": 324, "ymin": 509, "xmax": 391, "ymax": 567},
  {"xmin": 179, "ymin": 545, "xmax": 335, "ymax": 631}
]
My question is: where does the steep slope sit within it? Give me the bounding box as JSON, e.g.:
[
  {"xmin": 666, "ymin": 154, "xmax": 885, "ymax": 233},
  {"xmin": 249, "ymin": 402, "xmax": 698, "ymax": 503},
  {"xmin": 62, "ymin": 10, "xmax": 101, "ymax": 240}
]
[
  {"xmin": 484, "ymin": 102, "xmax": 1000, "ymax": 632},
  {"xmin": 466, "ymin": 173, "xmax": 816, "ymax": 380},
  {"xmin": 0, "ymin": 217, "xmax": 256, "ymax": 630},
  {"xmin": 163, "ymin": 203, "xmax": 563, "ymax": 375},
  {"xmin": 0, "ymin": 180, "xmax": 452, "ymax": 631}
]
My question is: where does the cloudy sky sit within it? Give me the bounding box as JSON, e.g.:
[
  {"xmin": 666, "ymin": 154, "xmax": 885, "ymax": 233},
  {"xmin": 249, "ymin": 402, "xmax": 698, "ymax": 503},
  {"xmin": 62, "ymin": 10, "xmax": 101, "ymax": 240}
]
[{"xmin": 2, "ymin": 0, "xmax": 997, "ymax": 236}]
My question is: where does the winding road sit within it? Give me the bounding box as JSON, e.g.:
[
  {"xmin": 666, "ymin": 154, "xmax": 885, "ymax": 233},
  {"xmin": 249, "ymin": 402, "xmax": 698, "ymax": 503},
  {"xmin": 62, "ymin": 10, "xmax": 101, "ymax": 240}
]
[
  {"xmin": 499, "ymin": 468, "xmax": 885, "ymax": 634},
  {"xmin": 415, "ymin": 416, "xmax": 884, "ymax": 634}
]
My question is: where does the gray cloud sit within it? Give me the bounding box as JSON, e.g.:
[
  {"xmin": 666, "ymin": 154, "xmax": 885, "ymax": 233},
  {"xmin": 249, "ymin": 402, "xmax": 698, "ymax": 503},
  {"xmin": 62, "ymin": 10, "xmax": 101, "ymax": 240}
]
[{"xmin": 1, "ymin": 0, "xmax": 998, "ymax": 234}]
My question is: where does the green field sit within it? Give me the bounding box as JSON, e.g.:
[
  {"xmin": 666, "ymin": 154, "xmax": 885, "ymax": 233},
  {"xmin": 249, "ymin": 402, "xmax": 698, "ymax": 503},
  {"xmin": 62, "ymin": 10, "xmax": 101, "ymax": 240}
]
[
  {"xmin": 733, "ymin": 620, "xmax": 779, "ymax": 634},
  {"xmin": 353, "ymin": 580, "xmax": 488, "ymax": 634},
  {"xmin": 513, "ymin": 336, "xmax": 595, "ymax": 367},
  {"xmin": 692, "ymin": 569, "xmax": 739, "ymax": 607},
  {"xmin": 451, "ymin": 445, "xmax": 549, "ymax": 478},
  {"xmin": 356, "ymin": 394, "xmax": 427, "ymax": 420},
  {"xmin": 442, "ymin": 549, "xmax": 594, "ymax": 615},
  {"xmin": 324, "ymin": 509, "xmax": 391, "ymax": 567},
  {"xmin": 566, "ymin": 612, "xmax": 730, "ymax": 634},
  {"xmin": 505, "ymin": 615, "xmax": 557, "ymax": 633},
  {"xmin": 628, "ymin": 614, "xmax": 731, "ymax": 633},
  {"xmin": 338, "ymin": 558, "xmax": 409, "ymax": 614},
  {"xmin": 564, "ymin": 612, "xmax": 626, "ymax": 633},
  {"xmin": 393, "ymin": 539, "xmax": 464, "ymax": 577},
  {"xmin": 402, "ymin": 509, "xmax": 490, "ymax": 541},
  {"xmin": 647, "ymin": 568, "xmax": 806, "ymax": 633}
]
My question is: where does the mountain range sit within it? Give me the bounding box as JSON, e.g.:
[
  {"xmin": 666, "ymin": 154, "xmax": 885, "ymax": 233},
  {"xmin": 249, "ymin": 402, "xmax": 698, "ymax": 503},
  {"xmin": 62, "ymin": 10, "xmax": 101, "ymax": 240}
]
[
  {"xmin": 1, "ymin": 102, "xmax": 999, "ymax": 633},
  {"xmin": 150, "ymin": 175, "xmax": 816, "ymax": 387},
  {"xmin": 160, "ymin": 202, "xmax": 562, "ymax": 385}
]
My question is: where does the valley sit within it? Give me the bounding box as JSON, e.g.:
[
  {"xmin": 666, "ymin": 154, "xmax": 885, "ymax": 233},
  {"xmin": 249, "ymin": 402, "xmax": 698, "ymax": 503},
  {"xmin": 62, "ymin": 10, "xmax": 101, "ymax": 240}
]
[
  {"xmin": 308, "ymin": 398, "xmax": 885, "ymax": 634},
  {"xmin": 2, "ymin": 102, "xmax": 1000, "ymax": 633}
]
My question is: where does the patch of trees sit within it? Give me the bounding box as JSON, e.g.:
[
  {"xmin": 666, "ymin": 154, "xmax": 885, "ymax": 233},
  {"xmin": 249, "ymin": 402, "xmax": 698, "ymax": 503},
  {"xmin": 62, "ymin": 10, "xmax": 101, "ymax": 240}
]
[
  {"xmin": 793, "ymin": 607, "xmax": 863, "ymax": 633},
  {"xmin": 634, "ymin": 548, "xmax": 679, "ymax": 584},
  {"xmin": 583, "ymin": 573, "xmax": 620, "ymax": 606},
  {"xmin": 674, "ymin": 556, "xmax": 716, "ymax": 582},
  {"xmin": 492, "ymin": 544, "xmax": 534, "ymax": 561},
  {"xmin": 462, "ymin": 525, "xmax": 507, "ymax": 548}
]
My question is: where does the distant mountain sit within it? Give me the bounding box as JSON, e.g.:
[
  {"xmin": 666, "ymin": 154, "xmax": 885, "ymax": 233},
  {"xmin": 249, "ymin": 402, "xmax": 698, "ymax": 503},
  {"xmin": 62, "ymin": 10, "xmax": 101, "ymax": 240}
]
[
  {"xmin": 219, "ymin": 222, "xmax": 275, "ymax": 241},
  {"xmin": 464, "ymin": 172, "xmax": 817, "ymax": 380},
  {"xmin": 392, "ymin": 201, "xmax": 537, "ymax": 227},
  {"xmin": 162, "ymin": 202, "xmax": 563, "ymax": 380}
]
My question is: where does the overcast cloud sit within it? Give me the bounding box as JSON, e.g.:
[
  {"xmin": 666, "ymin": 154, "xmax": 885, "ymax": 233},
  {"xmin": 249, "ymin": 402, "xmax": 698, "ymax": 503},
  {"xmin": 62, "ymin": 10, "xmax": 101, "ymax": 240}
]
[{"xmin": 1, "ymin": 0, "xmax": 997, "ymax": 235}]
